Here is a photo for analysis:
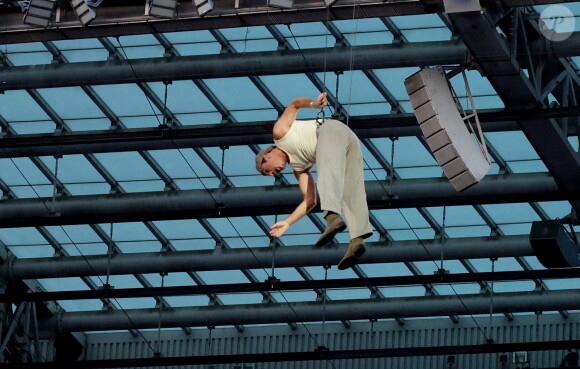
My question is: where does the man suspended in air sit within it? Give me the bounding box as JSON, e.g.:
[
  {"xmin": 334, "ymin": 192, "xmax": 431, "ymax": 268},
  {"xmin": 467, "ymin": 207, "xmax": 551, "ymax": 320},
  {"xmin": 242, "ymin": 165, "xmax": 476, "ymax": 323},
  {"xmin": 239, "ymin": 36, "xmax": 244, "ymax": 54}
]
[{"xmin": 255, "ymin": 92, "xmax": 373, "ymax": 270}]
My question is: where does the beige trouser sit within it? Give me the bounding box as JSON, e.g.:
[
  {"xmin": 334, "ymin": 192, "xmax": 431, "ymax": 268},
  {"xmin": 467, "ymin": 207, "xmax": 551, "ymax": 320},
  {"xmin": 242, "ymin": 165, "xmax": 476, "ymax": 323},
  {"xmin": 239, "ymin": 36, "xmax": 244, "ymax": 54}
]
[{"xmin": 315, "ymin": 120, "xmax": 373, "ymax": 240}]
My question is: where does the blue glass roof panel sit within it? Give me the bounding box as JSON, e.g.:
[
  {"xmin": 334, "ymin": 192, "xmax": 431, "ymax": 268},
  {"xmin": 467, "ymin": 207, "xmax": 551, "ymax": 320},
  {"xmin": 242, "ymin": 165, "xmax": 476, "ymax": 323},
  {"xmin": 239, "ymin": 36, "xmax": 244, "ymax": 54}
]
[
  {"xmin": 44, "ymin": 224, "xmax": 102, "ymax": 245},
  {"xmin": 202, "ymin": 77, "xmax": 275, "ymax": 111},
  {"xmin": 0, "ymin": 90, "xmax": 51, "ymax": 122},
  {"xmin": 481, "ymin": 203, "xmax": 541, "ymax": 224},
  {"xmin": 163, "ymin": 30, "xmax": 217, "ymax": 43},
  {"xmin": 38, "ymin": 155, "xmax": 105, "ymax": 184},
  {"xmin": 3, "ymin": 42, "xmax": 47, "ymax": 53},
  {"xmin": 485, "ymin": 131, "xmax": 540, "ymax": 161},
  {"xmin": 62, "ymin": 49, "xmax": 110, "ymax": 62},
  {"xmin": 5, "ymin": 51, "xmax": 52, "ymax": 66},
  {"xmin": 390, "ymin": 14, "xmax": 448, "ymax": 29},
  {"xmin": 402, "ymin": 28, "xmax": 453, "ymax": 42},
  {"xmin": 230, "ymin": 39, "xmax": 279, "ymax": 52},
  {"xmin": 0, "ymin": 227, "xmax": 48, "ymax": 246},
  {"xmin": 360, "ymin": 262, "xmax": 414, "ymax": 277},
  {"xmin": 66, "ymin": 118, "xmax": 113, "ymax": 132},
  {"xmin": 92, "ymin": 152, "xmax": 161, "ymax": 181},
  {"xmin": 173, "ymin": 42, "xmax": 222, "ymax": 56},
  {"xmin": 108, "ymin": 34, "xmax": 161, "ymax": 47},
  {"xmin": 8, "ymin": 121, "xmax": 56, "ymax": 134},
  {"xmin": 91, "ymin": 84, "xmax": 162, "ymax": 117}
]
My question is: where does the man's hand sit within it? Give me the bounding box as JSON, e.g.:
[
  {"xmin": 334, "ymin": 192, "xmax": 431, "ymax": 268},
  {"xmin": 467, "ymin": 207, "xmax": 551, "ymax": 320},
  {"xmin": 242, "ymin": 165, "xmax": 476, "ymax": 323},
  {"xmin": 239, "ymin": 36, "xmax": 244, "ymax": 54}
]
[
  {"xmin": 270, "ymin": 220, "xmax": 290, "ymax": 238},
  {"xmin": 311, "ymin": 92, "xmax": 328, "ymax": 109}
]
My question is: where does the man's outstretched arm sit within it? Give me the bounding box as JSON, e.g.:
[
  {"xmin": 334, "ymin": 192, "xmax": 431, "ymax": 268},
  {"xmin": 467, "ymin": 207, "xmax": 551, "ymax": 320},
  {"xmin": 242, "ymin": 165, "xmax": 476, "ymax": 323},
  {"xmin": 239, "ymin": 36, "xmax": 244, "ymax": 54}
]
[
  {"xmin": 272, "ymin": 92, "xmax": 328, "ymax": 140},
  {"xmin": 269, "ymin": 170, "xmax": 317, "ymax": 238}
]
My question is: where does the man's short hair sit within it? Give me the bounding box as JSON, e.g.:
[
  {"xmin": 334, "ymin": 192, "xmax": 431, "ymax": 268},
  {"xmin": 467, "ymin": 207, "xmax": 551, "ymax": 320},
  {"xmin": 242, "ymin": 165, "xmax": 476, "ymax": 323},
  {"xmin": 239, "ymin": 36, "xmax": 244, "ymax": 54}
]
[{"xmin": 255, "ymin": 145, "xmax": 276, "ymax": 173}]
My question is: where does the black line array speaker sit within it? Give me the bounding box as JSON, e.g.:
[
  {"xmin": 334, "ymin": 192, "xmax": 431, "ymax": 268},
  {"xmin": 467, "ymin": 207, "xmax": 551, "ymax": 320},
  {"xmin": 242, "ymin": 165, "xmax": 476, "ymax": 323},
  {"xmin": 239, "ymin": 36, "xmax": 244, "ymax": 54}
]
[
  {"xmin": 405, "ymin": 68, "xmax": 491, "ymax": 191},
  {"xmin": 530, "ymin": 220, "xmax": 579, "ymax": 268}
]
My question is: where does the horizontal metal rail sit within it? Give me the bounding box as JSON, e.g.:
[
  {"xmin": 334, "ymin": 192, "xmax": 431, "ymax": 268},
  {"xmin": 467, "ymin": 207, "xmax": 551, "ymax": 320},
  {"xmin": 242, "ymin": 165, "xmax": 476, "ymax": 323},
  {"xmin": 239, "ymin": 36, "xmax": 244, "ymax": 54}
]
[
  {"xmin": 0, "ymin": 107, "xmax": 578, "ymax": 158},
  {"xmin": 0, "ymin": 173, "xmax": 568, "ymax": 228},
  {"xmin": 34, "ymin": 289, "xmax": 580, "ymax": 332},
  {"xmin": 1, "ymin": 340, "xmax": 579, "ymax": 368},
  {"xmin": 4, "ymin": 268, "xmax": 580, "ymax": 303}
]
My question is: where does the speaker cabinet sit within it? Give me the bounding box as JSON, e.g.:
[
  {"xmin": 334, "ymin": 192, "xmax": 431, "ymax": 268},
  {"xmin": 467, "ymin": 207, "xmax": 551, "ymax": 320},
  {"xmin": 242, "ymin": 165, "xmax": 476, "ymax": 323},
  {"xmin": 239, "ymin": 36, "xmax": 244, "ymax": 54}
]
[
  {"xmin": 530, "ymin": 220, "xmax": 579, "ymax": 268},
  {"xmin": 405, "ymin": 68, "xmax": 491, "ymax": 191}
]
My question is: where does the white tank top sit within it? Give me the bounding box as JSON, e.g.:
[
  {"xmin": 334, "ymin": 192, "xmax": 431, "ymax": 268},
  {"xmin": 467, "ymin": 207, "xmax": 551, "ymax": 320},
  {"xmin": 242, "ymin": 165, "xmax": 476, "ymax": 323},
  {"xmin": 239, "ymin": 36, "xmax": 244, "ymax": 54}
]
[{"xmin": 274, "ymin": 120, "xmax": 318, "ymax": 172}]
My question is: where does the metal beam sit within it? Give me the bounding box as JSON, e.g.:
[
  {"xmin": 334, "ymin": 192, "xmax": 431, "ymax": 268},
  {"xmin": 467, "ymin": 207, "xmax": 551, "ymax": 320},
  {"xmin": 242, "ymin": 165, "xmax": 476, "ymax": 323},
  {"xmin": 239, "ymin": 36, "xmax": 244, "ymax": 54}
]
[
  {"xmin": 5, "ymin": 268, "xmax": 580, "ymax": 302},
  {"xmin": 0, "ymin": 0, "xmax": 576, "ymax": 45},
  {"xmin": 0, "ymin": 41, "xmax": 468, "ymax": 90},
  {"xmin": 2, "ymin": 340, "xmax": 580, "ymax": 368},
  {"xmin": 448, "ymin": 10, "xmax": 580, "ymax": 215},
  {"xmin": 0, "ymin": 173, "xmax": 569, "ymax": 228},
  {"xmin": 36, "ymin": 289, "xmax": 580, "ymax": 332},
  {"xmin": 1, "ymin": 36, "xmax": 579, "ymax": 90},
  {"xmin": 0, "ymin": 235, "xmax": 538, "ymax": 279}
]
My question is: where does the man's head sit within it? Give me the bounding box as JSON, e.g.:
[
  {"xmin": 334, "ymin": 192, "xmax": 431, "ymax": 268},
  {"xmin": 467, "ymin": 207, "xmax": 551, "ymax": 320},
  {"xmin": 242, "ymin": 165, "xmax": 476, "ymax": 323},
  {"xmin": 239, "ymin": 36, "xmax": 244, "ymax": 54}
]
[{"xmin": 255, "ymin": 146, "xmax": 288, "ymax": 176}]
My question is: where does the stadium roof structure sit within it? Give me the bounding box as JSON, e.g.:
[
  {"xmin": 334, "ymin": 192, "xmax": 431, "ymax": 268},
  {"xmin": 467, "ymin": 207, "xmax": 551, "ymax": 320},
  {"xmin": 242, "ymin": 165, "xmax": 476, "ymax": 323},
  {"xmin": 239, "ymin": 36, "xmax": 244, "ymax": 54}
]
[{"xmin": 0, "ymin": 0, "xmax": 579, "ymax": 367}]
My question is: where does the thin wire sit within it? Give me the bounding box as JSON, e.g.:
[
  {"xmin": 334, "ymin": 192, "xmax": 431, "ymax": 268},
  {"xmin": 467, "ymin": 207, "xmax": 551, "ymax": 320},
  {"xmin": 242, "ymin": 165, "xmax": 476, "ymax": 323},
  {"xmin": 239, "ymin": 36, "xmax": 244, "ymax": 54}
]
[
  {"xmin": 271, "ymin": 214, "xmax": 278, "ymax": 278},
  {"xmin": 163, "ymin": 81, "xmax": 169, "ymax": 126},
  {"xmin": 321, "ymin": 265, "xmax": 329, "ymax": 349},
  {"xmin": 115, "ymin": 36, "xmax": 164, "ymax": 127},
  {"xmin": 50, "ymin": 156, "xmax": 59, "ymax": 214},
  {"xmin": 287, "ymin": 24, "xmax": 329, "ymax": 120},
  {"xmin": 345, "ymin": 0, "xmax": 360, "ymax": 127},
  {"xmin": 489, "ymin": 257, "xmax": 496, "ymax": 343},
  {"xmin": 105, "ymin": 222, "xmax": 114, "ymax": 287},
  {"xmin": 388, "ymin": 137, "xmax": 396, "ymax": 196},
  {"xmin": 242, "ymin": 26, "xmax": 250, "ymax": 54},
  {"xmin": 7, "ymin": 157, "xmax": 165, "ymax": 363},
  {"xmin": 440, "ymin": 206, "xmax": 446, "ymax": 271},
  {"xmin": 322, "ymin": 4, "xmax": 331, "ymax": 89},
  {"xmin": 156, "ymin": 273, "xmax": 166, "ymax": 356}
]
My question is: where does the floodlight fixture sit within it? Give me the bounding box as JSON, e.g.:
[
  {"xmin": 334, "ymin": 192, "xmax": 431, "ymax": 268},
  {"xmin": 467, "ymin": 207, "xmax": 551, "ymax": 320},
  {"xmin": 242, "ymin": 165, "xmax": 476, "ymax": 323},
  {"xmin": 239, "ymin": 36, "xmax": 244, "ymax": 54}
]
[
  {"xmin": 149, "ymin": 0, "xmax": 178, "ymax": 19},
  {"xmin": 70, "ymin": 0, "xmax": 96, "ymax": 26},
  {"xmin": 193, "ymin": 0, "xmax": 213, "ymax": 17},
  {"xmin": 23, "ymin": 0, "xmax": 56, "ymax": 28},
  {"xmin": 324, "ymin": 0, "xmax": 339, "ymax": 6},
  {"xmin": 267, "ymin": 0, "xmax": 294, "ymax": 9}
]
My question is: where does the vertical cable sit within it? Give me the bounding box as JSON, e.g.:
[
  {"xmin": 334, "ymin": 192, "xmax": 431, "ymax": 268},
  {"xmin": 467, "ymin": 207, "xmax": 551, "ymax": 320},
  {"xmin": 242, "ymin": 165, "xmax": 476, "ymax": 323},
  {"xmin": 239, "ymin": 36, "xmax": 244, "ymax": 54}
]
[
  {"xmin": 220, "ymin": 146, "xmax": 227, "ymax": 188},
  {"xmin": 440, "ymin": 206, "xmax": 447, "ymax": 271},
  {"xmin": 370, "ymin": 318, "xmax": 376, "ymax": 349},
  {"xmin": 345, "ymin": 0, "xmax": 359, "ymax": 126},
  {"xmin": 51, "ymin": 155, "xmax": 60, "ymax": 214},
  {"xmin": 105, "ymin": 223, "xmax": 114, "ymax": 287},
  {"xmin": 207, "ymin": 326, "xmax": 213, "ymax": 356},
  {"xmin": 388, "ymin": 137, "xmax": 397, "ymax": 196},
  {"xmin": 488, "ymin": 257, "xmax": 497, "ymax": 343},
  {"xmin": 155, "ymin": 273, "xmax": 166, "ymax": 357},
  {"xmin": 162, "ymin": 80, "xmax": 170, "ymax": 127},
  {"xmin": 320, "ymin": 265, "xmax": 329, "ymax": 350},
  {"xmin": 271, "ymin": 214, "xmax": 278, "ymax": 279},
  {"xmin": 333, "ymin": 71, "xmax": 342, "ymax": 118}
]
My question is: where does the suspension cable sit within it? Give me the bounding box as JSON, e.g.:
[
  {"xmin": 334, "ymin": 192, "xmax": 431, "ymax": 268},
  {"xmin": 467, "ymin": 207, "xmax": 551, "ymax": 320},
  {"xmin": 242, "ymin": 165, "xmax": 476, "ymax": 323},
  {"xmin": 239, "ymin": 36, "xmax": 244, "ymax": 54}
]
[
  {"xmin": 105, "ymin": 222, "xmax": 114, "ymax": 288},
  {"xmin": 345, "ymin": 0, "xmax": 360, "ymax": 127},
  {"xmin": 440, "ymin": 206, "xmax": 447, "ymax": 272},
  {"xmin": 156, "ymin": 272, "xmax": 166, "ymax": 357},
  {"xmin": 488, "ymin": 256, "xmax": 497, "ymax": 343},
  {"xmin": 51, "ymin": 155, "xmax": 60, "ymax": 214},
  {"xmin": 320, "ymin": 265, "xmax": 329, "ymax": 350}
]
